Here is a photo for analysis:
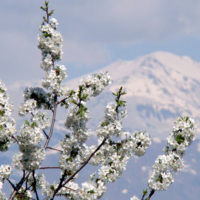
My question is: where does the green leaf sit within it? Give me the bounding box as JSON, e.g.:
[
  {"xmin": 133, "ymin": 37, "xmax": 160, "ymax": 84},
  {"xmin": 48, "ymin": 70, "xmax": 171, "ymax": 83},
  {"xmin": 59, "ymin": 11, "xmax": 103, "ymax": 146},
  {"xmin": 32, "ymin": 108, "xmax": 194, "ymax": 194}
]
[
  {"xmin": 143, "ymin": 189, "xmax": 148, "ymax": 196},
  {"xmin": 66, "ymin": 157, "xmax": 72, "ymax": 162},
  {"xmin": 49, "ymin": 9, "xmax": 55, "ymax": 16},
  {"xmin": 0, "ymin": 110, "xmax": 4, "ymax": 116},
  {"xmin": 101, "ymin": 121, "xmax": 109, "ymax": 127},
  {"xmin": 25, "ymin": 120, "xmax": 30, "ymax": 126},
  {"xmin": 43, "ymin": 16, "xmax": 47, "ymax": 22},
  {"xmin": 112, "ymin": 92, "xmax": 117, "ymax": 96},
  {"xmin": 40, "ymin": 6, "xmax": 46, "ymax": 11},
  {"xmin": 45, "ymin": 1, "xmax": 49, "ymax": 7},
  {"xmin": 0, "ymin": 88, "xmax": 5, "ymax": 93},
  {"xmin": 65, "ymin": 134, "xmax": 70, "ymax": 139},
  {"xmin": 31, "ymin": 121, "xmax": 38, "ymax": 128},
  {"xmin": 88, "ymin": 190, "xmax": 95, "ymax": 194},
  {"xmin": 176, "ymin": 134, "xmax": 185, "ymax": 144}
]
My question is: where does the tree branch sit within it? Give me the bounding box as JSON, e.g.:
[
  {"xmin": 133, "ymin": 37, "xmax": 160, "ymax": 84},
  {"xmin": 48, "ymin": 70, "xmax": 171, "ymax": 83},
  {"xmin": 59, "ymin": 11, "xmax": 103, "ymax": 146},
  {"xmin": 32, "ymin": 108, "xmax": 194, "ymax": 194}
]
[
  {"xmin": 6, "ymin": 179, "xmax": 16, "ymax": 191},
  {"xmin": 50, "ymin": 170, "xmax": 67, "ymax": 199},
  {"xmin": 39, "ymin": 166, "xmax": 60, "ymax": 169},
  {"xmin": 44, "ymin": 94, "xmax": 57, "ymax": 149},
  {"xmin": 50, "ymin": 137, "xmax": 108, "ymax": 199},
  {"xmin": 32, "ymin": 171, "xmax": 39, "ymax": 200},
  {"xmin": 11, "ymin": 135, "xmax": 19, "ymax": 144},
  {"xmin": 9, "ymin": 171, "xmax": 31, "ymax": 200},
  {"xmin": 56, "ymin": 96, "xmax": 70, "ymax": 105},
  {"xmin": 148, "ymin": 189, "xmax": 155, "ymax": 200},
  {"xmin": 46, "ymin": 146, "xmax": 61, "ymax": 152}
]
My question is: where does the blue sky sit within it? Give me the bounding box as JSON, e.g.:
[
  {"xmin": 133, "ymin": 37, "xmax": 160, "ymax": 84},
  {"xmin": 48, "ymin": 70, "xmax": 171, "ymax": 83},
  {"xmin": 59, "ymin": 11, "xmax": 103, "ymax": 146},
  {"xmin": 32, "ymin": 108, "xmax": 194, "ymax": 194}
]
[{"xmin": 1, "ymin": 0, "xmax": 200, "ymax": 84}]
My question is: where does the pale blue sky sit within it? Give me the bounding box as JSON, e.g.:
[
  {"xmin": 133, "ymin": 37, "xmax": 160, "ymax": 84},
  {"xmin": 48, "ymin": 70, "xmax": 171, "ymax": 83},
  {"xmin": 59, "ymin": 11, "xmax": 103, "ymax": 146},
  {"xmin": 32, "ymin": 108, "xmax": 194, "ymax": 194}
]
[{"xmin": 1, "ymin": 0, "xmax": 200, "ymax": 84}]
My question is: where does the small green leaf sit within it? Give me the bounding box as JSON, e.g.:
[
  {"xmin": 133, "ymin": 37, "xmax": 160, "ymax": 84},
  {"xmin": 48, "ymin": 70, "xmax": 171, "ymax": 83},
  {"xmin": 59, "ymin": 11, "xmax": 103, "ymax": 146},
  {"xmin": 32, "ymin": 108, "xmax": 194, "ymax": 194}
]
[
  {"xmin": 25, "ymin": 120, "xmax": 30, "ymax": 126},
  {"xmin": 49, "ymin": 9, "xmax": 55, "ymax": 16},
  {"xmin": 88, "ymin": 190, "xmax": 95, "ymax": 194},
  {"xmin": 143, "ymin": 189, "xmax": 148, "ymax": 196},
  {"xmin": 43, "ymin": 16, "xmax": 47, "ymax": 22},
  {"xmin": 176, "ymin": 134, "xmax": 185, "ymax": 144},
  {"xmin": 0, "ymin": 110, "xmax": 5, "ymax": 116}
]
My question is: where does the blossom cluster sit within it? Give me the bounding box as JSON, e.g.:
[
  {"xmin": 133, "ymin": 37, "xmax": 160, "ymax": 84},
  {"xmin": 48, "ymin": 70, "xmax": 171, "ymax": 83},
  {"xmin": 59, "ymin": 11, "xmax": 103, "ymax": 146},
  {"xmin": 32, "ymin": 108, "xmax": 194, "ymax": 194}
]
[
  {"xmin": 38, "ymin": 15, "xmax": 68, "ymax": 95},
  {"xmin": 79, "ymin": 71, "xmax": 112, "ymax": 97},
  {"xmin": 59, "ymin": 71, "xmax": 112, "ymax": 174},
  {"xmin": 95, "ymin": 132, "xmax": 151, "ymax": 184},
  {"xmin": 13, "ymin": 99, "xmax": 50, "ymax": 171},
  {"xmin": 42, "ymin": 180, "xmax": 79, "ymax": 199},
  {"xmin": 0, "ymin": 80, "xmax": 16, "ymax": 151},
  {"xmin": 28, "ymin": 173, "xmax": 48, "ymax": 194},
  {"xmin": 130, "ymin": 196, "xmax": 140, "ymax": 200},
  {"xmin": 148, "ymin": 116, "xmax": 196, "ymax": 191},
  {"xmin": 0, "ymin": 165, "xmax": 12, "ymax": 200}
]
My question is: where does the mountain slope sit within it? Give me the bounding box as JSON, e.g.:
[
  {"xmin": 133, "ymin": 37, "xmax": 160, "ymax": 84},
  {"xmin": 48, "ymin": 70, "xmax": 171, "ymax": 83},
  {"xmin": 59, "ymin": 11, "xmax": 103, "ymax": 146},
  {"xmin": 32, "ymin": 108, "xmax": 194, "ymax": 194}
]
[{"xmin": 65, "ymin": 51, "xmax": 200, "ymax": 139}]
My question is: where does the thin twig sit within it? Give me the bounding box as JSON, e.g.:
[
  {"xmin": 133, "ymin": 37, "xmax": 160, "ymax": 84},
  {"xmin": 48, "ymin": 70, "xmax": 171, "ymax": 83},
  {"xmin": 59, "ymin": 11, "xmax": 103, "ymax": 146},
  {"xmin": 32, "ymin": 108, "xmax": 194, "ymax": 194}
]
[
  {"xmin": 32, "ymin": 171, "xmax": 39, "ymax": 200},
  {"xmin": 46, "ymin": 146, "xmax": 61, "ymax": 152},
  {"xmin": 51, "ymin": 170, "xmax": 67, "ymax": 199},
  {"xmin": 11, "ymin": 135, "xmax": 19, "ymax": 144},
  {"xmin": 39, "ymin": 166, "xmax": 60, "ymax": 169},
  {"xmin": 51, "ymin": 137, "xmax": 108, "ymax": 199},
  {"xmin": 6, "ymin": 179, "xmax": 17, "ymax": 190},
  {"xmin": 56, "ymin": 96, "xmax": 70, "ymax": 105},
  {"xmin": 43, "ymin": 130, "xmax": 49, "ymax": 139},
  {"xmin": 9, "ymin": 171, "xmax": 31, "ymax": 200},
  {"xmin": 44, "ymin": 94, "xmax": 57, "ymax": 149},
  {"xmin": 63, "ymin": 186, "xmax": 76, "ymax": 192}
]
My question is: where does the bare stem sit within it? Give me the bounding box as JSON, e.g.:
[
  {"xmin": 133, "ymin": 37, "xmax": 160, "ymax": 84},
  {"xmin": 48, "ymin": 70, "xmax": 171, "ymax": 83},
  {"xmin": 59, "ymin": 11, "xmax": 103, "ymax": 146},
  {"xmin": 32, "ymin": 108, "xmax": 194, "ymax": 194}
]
[
  {"xmin": 43, "ymin": 130, "xmax": 49, "ymax": 139},
  {"xmin": 56, "ymin": 96, "xmax": 70, "ymax": 105},
  {"xmin": 39, "ymin": 167, "xmax": 60, "ymax": 169},
  {"xmin": 6, "ymin": 179, "xmax": 16, "ymax": 190},
  {"xmin": 11, "ymin": 135, "xmax": 19, "ymax": 144},
  {"xmin": 46, "ymin": 146, "xmax": 61, "ymax": 152},
  {"xmin": 63, "ymin": 186, "xmax": 76, "ymax": 192},
  {"xmin": 44, "ymin": 94, "xmax": 57, "ymax": 149},
  {"xmin": 32, "ymin": 171, "xmax": 39, "ymax": 200},
  {"xmin": 51, "ymin": 170, "xmax": 67, "ymax": 199},
  {"xmin": 9, "ymin": 171, "xmax": 31, "ymax": 200},
  {"xmin": 148, "ymin": 189, "xmax": 155, "ymax": 200}
]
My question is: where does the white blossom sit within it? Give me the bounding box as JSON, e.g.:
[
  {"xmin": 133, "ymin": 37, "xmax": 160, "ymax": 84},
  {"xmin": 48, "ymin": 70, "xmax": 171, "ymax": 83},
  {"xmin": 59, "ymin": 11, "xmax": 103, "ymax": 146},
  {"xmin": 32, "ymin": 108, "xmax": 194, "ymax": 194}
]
[
  {"xmin": 130, "ymin": 196, "xmax": 140, "ymax": 200},
  {"xmin": 148, "ymin": 170, "xmax": 174, "ymax": 191},
  {"xmin": 0, "ymin": 80, "xmax": 16, "ymax": 151},
  {"xmin": 0, "ymin": 165, "xmax": 12, "ymax": 181}
]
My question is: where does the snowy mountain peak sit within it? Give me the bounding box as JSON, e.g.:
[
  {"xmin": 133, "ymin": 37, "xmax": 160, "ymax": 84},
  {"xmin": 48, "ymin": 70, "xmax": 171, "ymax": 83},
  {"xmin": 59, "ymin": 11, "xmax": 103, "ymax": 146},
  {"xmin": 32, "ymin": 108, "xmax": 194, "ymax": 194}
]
[{"xmin": 85, "ymin": 51, "xmax": 200, "ymax": 138}]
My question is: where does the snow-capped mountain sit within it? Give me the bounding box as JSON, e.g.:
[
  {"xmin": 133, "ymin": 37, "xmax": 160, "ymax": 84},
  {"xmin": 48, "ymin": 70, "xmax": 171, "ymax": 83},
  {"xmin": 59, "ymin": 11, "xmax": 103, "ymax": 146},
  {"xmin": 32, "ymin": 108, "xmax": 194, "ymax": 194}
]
[
  {"xmin": 2, "ymin": 51, "xmax": 200, "ymax": 200},
  {"xmin": 65, "ymin": 51, "xmax": 200, "ymax": 139}
]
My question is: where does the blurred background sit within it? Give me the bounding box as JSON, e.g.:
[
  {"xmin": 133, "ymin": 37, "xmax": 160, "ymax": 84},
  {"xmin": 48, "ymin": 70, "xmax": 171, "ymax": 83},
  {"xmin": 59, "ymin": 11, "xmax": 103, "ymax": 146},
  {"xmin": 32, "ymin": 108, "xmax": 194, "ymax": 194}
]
[{"xmin": 1, "ymin": 1, "xmax": 200, "ymax": 199}]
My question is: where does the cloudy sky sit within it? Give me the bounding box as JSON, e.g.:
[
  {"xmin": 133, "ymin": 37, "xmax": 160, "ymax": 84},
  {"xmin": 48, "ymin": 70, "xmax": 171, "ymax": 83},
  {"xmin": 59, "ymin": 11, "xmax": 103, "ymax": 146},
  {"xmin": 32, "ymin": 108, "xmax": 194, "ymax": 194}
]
[{"xmin": 1, "ymin": 0, "xmax": 200, "ymax": 106}]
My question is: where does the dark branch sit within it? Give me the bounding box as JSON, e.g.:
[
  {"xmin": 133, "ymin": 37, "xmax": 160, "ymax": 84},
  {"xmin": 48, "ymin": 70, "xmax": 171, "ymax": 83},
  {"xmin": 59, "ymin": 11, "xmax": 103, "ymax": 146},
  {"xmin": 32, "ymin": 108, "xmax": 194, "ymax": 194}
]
[
  {"xmin": 6, "ymin": 179, "xmax": 17, "ymax": 190},
  {"xmin": 39, "ymin": 167, "xmax": 60, "ymax": 170},
  {"xmin": 44, "ymin": 94, "xmax": 57, "ymax": 149},
  {"xmin": 32, "ymin": 171, "xmax": 39, "ymax": 200},
  {"xmin": 50, "ymin": 137, "xmax": 108, "ymax": 199},
  {"xmin": 46, "ymin": 146, "xmax": 61, "ymax": 152}
]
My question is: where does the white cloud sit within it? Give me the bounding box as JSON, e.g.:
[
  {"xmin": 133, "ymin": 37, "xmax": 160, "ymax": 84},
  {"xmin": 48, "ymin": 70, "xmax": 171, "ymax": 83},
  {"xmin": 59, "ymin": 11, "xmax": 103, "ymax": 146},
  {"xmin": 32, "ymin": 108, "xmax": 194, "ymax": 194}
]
[
  {"xmin": 182, "ymin": 164, "xmax": 197, "ymax": 175},
  {"xmin": 122, "ymin": 189, "xmax": 128, "ymax": 194},
  {"xmin": 152, "ymin": 137, "xmax": 161, "ymax": 143},
  {"xmin": 1, "ymin": 0, "xmax": 200, "ymax": 72}
]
